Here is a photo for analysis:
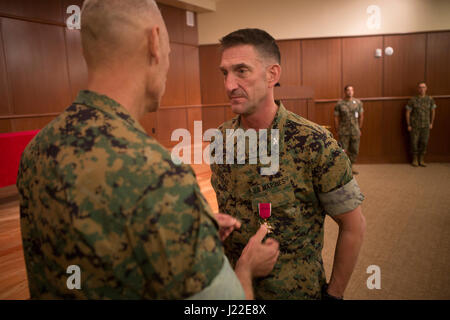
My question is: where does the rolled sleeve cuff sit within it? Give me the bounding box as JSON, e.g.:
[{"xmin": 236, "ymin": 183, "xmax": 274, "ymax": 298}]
[
  {"xmin": 318, "ymin": 178, "xmax": 365, "ymax": 216},
  {"xmin": 334, "ymin": 111, "xmax": 340, "ymax": 116},
  {"xmin": 186, "ymin": 255, "xmax": 245, "ymax": 300},
  {"xmin": 431, "ymin": 104, "xmax": 437, "ymax": 109},
  {"xmin": 405, "ymin": 105, "xmax": 412, "ymax": 111}
]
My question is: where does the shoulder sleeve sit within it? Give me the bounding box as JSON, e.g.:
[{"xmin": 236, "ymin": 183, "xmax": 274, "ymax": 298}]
[
  {"xmin": 309, "ymin": 130, "xmax": 364, "ymax": 216},
  {"xmin": 125, "ymin": 154, "xmax": 224, "ymax": 299},
  {"xmin": 359, "ymin": 100, "xmax": 364, "ymax": 113},
  {"xmin": 186, "ymin": 255, "xmax": 245, "ymax": 300},
  {"xmin": 430, "ymin": 97, "xmax": 437, "ymax": 109},
  {"xmin": 405, "ymin": 98, "xmax": 413, "ymax": 110},
  {"xmin": 334, "ymin": 103, "xmax": 340, "ymax": 116}
]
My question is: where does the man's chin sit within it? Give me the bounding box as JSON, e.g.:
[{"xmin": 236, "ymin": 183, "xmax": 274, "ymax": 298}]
[{"xmin": 230, "ymin": 103, "xmax": 247, "ymax": 115}]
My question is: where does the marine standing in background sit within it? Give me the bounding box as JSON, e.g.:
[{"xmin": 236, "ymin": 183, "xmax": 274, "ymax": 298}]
[
  {"xmin": 406, "ymin": 82, "xmax": 437, "ymax": 167},
  {"xmin": 334, "ymin": 85, "xmax": 364, "ymax": 175}
]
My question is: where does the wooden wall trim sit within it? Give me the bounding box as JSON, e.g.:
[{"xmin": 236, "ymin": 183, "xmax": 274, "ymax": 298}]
[
  {"xmin": 382, "ymin": 34, "xmax": 385, "ymax": 97},
  {"xmin": 231, "ymin": 29, "xmax": 450, "ymax": 44},
  {"xmin": 62, "ymin": 24, "xmax": 73, "ymax": 101},
  {"xmin": 0, "ymin": 12, "xmax": 65, "ymax": 27},
  {"xmin": 274, "ymin": 86, "xmax": 314, "ymax": 100},
  {"xmin": 0, "ymin": 18, "xmax": 13, "ymax": 115},
  {"xmin": 0, "ymin": 112, "xmax": 60, "ymax": 120},
  {"xmin": 3, "ymin": 96, "xmax": 447, "ymax": 120},
  {"xmin": 201, "ymin": 103, "xmax": 229, "ymax": 108},
  {"xmin": 160, "ymin": 104, "xmax": 203, "ymax": 109},
  {"xmin": 315, "ymin": 95, "xmax": 450, "ymax": 103},
  {"xmin": 170, "ymin": 41, "xmax": 198, "ymax": 47},
  {"xmin": 424, "ymin": 33, "xmax": 428, "ymax": 84}
]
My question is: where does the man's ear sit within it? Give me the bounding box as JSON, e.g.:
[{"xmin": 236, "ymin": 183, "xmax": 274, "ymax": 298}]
[
  {"xmin": 147, "ymin": 26, "xmax": 161, "ymax": 65},
  {"xmin": 267, "ymin": 64, "xmax": 281, "ymax": 88}
]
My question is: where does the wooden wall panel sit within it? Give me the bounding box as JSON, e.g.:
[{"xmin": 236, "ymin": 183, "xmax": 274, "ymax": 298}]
[
  {"xmin": 156, "ymin": 108, "xmax": 187, "ymax": 146},
  {"xmin": 224, "ymin": 105, "xmax": 235, "ymax": 122},
  {"xmin": 183, "ymin": 11, "xmax": 198, "ymax": 46},
  {"xmin": 11, "ymin": 116, "xmax": 56, "ymax": 132},
  {"xmin": 342, "ymin": 36, "xmax": 383, "ymax": 98},
  {"xmin": 0, "ymin": 0, "xmax": 62, "ymax": 23},
  {"xmin": 161, "ymin": 43, "xmax": 185, "ymax": 106},
  {"xmin": 199, "ymin": 45, "xmax": 227, "ymax": 104},
  {"xmin": 159, "ymin": 3, "xmax": 198, "ymax": 45},
  {"xmin": 426, "ymin": 32, "xmax": 450, "ymax": 95},
  {"xmin": 187, "ymin": 107, "xmax": 202, "ymax": 136},
  {"xmin": 65, "ymin": 29, "xmax": 87, "ymax": 100},
  {"xmin": 277, "ymin": 40, "xmax": 301, "ymax": 87},
  {"xmin": 202, "ymin": 107, "xmax": 226, "ymax": 133},
  {"xmin": 61, "ymin": 0, "xmax": 84, "ymax": 16},
  {"xmin": 358, "ymin": 101, "xmax": 384, "ymax": 162},
  {"xmin": 302, "ymin": 38, "xmax": 341, "ymax": 99},
  {"xmin": 428, "ymin": 98, "xmax": 450, "ymax": 160},
  {"xmin": 158, "ymin": 3, "xmax": 184, "ymax": 44},
  {"xmin": 61, "ymin": 0, "xmax": 84, "ymax": 28},
  {"xmin": 0, "ymin": 120, "xmax": 11, "ymax": 133},
  {"xmin": 383, "ymin": 34, "xmax": 426, "ymax": 97},
  {"xmin": 2, "ymin": 18, "xmax": 72, "ymax": 114},
  {"xmin": 282, "ymin": 100, "xmax": 308, "ymax": 118},
  {"xmin": 313, "ymin": 102, "xmax": 335, "ymax": 130},
  {"xmin": 139, "ymin": 112, "xmax": 157, "ymax": 139},
  {"xmin": 183, "ymin": 45, "xmax": 201, "ymax": 105},
  {"xmin": 0, "ymin": 19, "xmax": 12, "ymax": 115},
  {"xmin": 381, "ymin": 100, "xmax": 410, "ymax": 163}
]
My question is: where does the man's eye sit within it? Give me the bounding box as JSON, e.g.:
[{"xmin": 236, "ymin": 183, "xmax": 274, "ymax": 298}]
[{"xmin": 238, "ymin": 69, "xmax": 247, "ymax": 74}]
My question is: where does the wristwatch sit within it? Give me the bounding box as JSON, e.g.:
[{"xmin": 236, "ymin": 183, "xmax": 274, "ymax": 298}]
[{"xmin": 321, "ymin": 283, "xmax": 344, "ymax": 300}]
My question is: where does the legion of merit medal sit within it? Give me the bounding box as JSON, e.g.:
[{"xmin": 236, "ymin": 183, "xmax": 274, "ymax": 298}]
[{"xmin": 258, "ymin": 203, "xmax": 274, "ymax": 233}]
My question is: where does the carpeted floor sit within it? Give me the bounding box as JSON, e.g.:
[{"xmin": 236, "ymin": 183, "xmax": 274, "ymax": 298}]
[{"xmin": 321, "ymin": 163, "xmax": 450, "ymax": 300}]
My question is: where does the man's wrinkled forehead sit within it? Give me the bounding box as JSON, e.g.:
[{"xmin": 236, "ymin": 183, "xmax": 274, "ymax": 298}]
[{"xmin": 220, "ymin": 44, "xmax": 262, "ymax": 69}]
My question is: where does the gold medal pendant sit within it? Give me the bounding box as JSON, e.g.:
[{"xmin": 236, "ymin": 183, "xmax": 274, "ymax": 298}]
[{"xmin": 261, "ymin": 221, "xmax": 274, "ymax": 233}]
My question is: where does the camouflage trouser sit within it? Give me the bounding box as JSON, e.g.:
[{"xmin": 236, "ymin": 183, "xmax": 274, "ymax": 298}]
[
  {"xmin": 410, "ymin": 127, "xmax": 430, "ymax": 155},
  {"xmin": 340, "ymin": 135, "xmax": 360, "ymax": 164}
]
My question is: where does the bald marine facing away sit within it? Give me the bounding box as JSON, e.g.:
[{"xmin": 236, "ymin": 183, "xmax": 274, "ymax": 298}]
[{"xmin": 17, "ymin": 0, "xmax": 279, "ymax": 299}]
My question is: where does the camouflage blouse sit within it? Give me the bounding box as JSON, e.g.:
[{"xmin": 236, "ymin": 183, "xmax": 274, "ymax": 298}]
[
  {"xmin": 211, "ymin": 103, "xmax": 364, "ymax": 299},
  {"xmin": 17, "ymin": 90, "xmax": 224, "ymax": 299}
]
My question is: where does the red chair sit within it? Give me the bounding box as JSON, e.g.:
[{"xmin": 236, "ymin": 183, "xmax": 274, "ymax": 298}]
[{"xmin": 0, "ymin": 130, "xmax": 39, "ymax": 188}]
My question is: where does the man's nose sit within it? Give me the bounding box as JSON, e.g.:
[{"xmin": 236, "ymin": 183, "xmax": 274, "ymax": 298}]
[{"xmin": 224, "ymin": 74, "xmax": 238, "ymax": 93}]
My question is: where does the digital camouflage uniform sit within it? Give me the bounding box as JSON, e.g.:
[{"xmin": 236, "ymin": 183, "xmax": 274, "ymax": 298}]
[
  {"xmin": 17, "ymin": 90, "xmax": 227, "ymax": 299},
  {"xmin": 334, "ymin": 99, "xmax": 364, "ymax": 164},
  {"xmin": 406, "ymin": 95, "xmax": 437, "ymax": 156},
  {"xmin": 210, "ymin": 102, "xmax": 365, "ymax": 299}
]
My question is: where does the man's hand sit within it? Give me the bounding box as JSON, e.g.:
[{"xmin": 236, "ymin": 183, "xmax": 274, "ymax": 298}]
[
  {"xmin": 215, "ymin": 213, "xmax": 241, "ymax": 241},
  {"xmin": 408, "ymin": 126, "xmax": 412, "ymax": 132},
  {"xmin": 429, "ymin": 123, "xmax": 433, "ymax": 129},
  {"xmin": 235, "ymin": 224, "xmax": 280, "ymax": 278}
]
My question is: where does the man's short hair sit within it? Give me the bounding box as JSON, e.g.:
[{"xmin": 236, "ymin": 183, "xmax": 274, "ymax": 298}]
[
  {"xmin": 81, "ymin": 0, "xmax": 160, "ymax": 69},
  {"xmin": 344, "ymin": 85, "xmax": 353, "ymax": 91},
  {"xmin": 219, "ymin": 28, "xmax": 281, "ymax": 64},
  {"xmin": 417, "ymin": 81, "xmax": 427, "ymax": 86}
]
